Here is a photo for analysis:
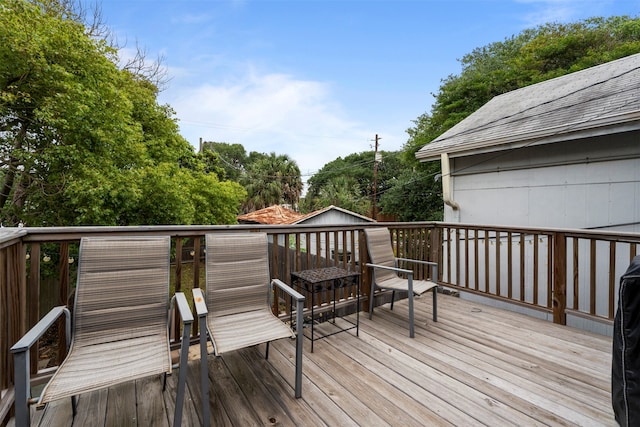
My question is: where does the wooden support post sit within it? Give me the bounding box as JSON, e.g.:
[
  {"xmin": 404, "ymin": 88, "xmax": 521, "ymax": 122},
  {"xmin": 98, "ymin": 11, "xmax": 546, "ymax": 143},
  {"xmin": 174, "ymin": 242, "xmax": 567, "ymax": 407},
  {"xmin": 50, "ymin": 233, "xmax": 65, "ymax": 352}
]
[{"xmin": 552, "ymin": 232, "xmax": 567, "ymax": 325}]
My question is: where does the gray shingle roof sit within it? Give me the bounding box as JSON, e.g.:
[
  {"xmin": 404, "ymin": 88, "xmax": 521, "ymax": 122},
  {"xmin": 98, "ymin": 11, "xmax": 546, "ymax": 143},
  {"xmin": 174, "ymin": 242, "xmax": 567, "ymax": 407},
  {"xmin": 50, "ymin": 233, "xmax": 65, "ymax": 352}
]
[{"xmin": 416, "ymin": 53, "xmax": 640, "ymax": 162}]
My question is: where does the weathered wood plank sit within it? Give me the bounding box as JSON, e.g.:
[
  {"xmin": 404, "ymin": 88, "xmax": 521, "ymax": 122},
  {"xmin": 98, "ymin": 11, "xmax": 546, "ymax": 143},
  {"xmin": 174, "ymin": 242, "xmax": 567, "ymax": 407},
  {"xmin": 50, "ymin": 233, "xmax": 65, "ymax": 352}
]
[
  {"xmin": 163, "ymin": 366, "xmax": 201, "ymax": 427},
  {"xmin": 104, "ymin": 381, "xmax": 136, "ymax": 426},
  {"xmin": 221, "ymin": 346, "xmax": 301, "ymax": 426},
  {"xmin": 306, "ymin": 324, "xmax": 439, "ymax": 427},
  {"xmin": 326, "ymin": 319, "xmax": 535, "ymax": 426},
  {"xmin": 35, "ymin": 397, "xmax": 72, "ymax": 427},
  {"xmin": 369, "ymin": 296, "xmax": 614, "ymax": 425},
  {"xmin": 424, "ymin": 297, "xmax": 611, "ymax": 378},
  {"xmin": 237, "ymin": 346, "xmax": 326, "ymax": 427},
  {"xmin": 135, "ymin": 375, "xmax": 169, "ymax": 427},
  {"xmin": 205, "ymin": 355, "xmax": 263, "ymax": 426},
  {"xmin": 73, "ymin": 388, "xmax": 108, "ymax": 426},
  {"xmin": 422, "ymin": 311, "xmax": 611, "ymax": 410},
  {"xmin": 185, "ymin": 354, "xmax": 235, "ymax": 427},
  {"xmin": 348, "ymin": 315, "xmax": 557, "ymax": 426},
  {"xmin": 275, "ymin": 338, "xmax": 390, "ymax": 427},
  {"xmin": 269, "ymin": 340, "xmax": 348, "ymax": 427}
]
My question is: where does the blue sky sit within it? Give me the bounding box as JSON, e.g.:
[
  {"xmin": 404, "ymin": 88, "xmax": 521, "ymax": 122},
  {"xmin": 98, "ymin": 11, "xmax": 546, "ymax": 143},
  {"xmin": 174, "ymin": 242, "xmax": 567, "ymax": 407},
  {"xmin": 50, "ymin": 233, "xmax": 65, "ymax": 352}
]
[{"xmin": 100, "ymin": 0, "xmax": 639, "ymax": 182}]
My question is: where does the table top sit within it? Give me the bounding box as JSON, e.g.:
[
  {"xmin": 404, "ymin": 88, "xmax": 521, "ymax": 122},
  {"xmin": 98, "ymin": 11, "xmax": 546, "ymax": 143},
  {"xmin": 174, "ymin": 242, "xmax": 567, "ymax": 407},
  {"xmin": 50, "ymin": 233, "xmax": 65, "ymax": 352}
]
[{"xmin": 291, "ymin": 266, "xmax": 360, "ymax": 284}]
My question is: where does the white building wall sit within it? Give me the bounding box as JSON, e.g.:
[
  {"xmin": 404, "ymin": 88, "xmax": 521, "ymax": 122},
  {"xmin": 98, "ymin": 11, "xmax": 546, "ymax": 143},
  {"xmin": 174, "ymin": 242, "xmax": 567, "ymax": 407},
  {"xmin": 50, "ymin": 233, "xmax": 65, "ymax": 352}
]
[{"xmin": 446, "ymin": 132, "xmax": 640, "ymax": 232}]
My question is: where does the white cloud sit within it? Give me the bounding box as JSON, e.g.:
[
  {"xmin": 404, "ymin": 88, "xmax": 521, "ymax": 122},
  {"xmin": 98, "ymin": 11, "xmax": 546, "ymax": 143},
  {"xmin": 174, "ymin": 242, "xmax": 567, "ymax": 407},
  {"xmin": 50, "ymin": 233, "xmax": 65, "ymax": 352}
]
[
  {"xmin": 171, "ymin": 13, "xmax": 212, "ymax": 25},
  {"xmin": 164, "ymin": 68, "xmax": 373, "ymax": 184}
]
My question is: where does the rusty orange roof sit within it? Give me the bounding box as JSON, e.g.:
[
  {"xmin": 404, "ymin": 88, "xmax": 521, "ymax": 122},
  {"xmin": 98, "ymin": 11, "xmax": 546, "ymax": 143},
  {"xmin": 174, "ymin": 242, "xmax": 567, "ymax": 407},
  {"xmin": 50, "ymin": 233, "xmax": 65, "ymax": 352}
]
[{"xmin": 237, "ymin": 205, "xmax": 304, "ymax": 225}]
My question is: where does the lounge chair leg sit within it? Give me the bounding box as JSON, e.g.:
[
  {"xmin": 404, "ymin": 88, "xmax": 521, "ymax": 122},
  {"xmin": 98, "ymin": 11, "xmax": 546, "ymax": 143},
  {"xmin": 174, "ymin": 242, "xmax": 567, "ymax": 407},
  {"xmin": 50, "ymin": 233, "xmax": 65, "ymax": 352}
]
[
  {"xmin": 294, "ymin": 297, "xmax": 304, "ymax": 398},
  {"xmin": 12, "ymin": 349, "xmax": 30, "ymax": 427},
  {"xmin": 265, "ymin": 341, "xmax": 270, "ymax": 360},
  {"xmin": 390, "ymin": 290, "xmax": 396, "ymax": 311},
  {"xmin": 163, "ymin": 372, "xmax": 167, "ymax": 391},
  {"xmin": 199, "ymin": 317, "xmax": 210, "ymax": 427},
  {"xmin": 432, "ymin": 288, "xmax": 438, "ymax": 322},
  {"xmin": 173, "ymin": 321, "xmax": 191, "ymax": 427},
  {"xmin": 408, "ymin": 291, "xmax": 415, "ymax": 338},
  {"xmin": 368, "ymin": 283, "xmax": 376, "ymax": 320},
  {"xmin": 71, "ymin": 395, "xmax": 77, "ymax": 418}
]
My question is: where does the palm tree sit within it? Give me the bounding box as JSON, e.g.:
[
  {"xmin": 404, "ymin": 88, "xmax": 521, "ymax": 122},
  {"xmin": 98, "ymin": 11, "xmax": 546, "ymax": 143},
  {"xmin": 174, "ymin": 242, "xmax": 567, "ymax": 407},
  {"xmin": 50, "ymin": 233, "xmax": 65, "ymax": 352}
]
[{"xmin": 241, "ymin": 153, "xmax": 303, "ymax": 212}]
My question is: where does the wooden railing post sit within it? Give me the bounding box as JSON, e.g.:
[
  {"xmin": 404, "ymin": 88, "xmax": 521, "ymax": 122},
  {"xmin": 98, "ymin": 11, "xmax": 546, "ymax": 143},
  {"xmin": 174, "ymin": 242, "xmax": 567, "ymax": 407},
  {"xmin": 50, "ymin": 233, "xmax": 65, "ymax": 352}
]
[
  {"xmin": 429, "ymin": 226, "xmax": 442, "ymax": 282},
  {"xmin": 552, "ymin": 232, "xmax": 567, "ymax": 325},
  {"xmin": 4, "ymin": 242, "xmax": 27, "ymax": 387},
  {"xmin": 359, "ymin": 229, "xmax": 371, "ymax": 312}
]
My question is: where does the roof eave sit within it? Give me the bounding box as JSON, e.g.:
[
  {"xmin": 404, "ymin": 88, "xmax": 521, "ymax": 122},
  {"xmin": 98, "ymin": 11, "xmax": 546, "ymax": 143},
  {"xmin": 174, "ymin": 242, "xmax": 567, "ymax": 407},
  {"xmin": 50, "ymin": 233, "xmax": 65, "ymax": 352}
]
[{"xmin": 416, "ymin": 113, "xmax": 640, "ymax": 162}]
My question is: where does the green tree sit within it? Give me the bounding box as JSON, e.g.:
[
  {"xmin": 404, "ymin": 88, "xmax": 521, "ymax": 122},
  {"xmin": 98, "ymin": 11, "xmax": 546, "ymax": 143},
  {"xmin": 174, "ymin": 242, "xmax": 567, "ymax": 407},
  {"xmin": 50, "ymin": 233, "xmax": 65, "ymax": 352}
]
[
  {"xmin": 304, "ymin": 150, "xmax": 402, "ymax": 216},
  {"xmin": 241, "ymin": 152, "xmax": 302, "ymax": 212},
  {"xmin": 301, "ymin": 175, "xmax": 370, "ymax": 215},
  {"xmin": 378, "ymin": 163, "xmax": 442, "ymax": 222},
  {"xmin": 201, "ymin": 141, "xmax": 248, "ymax": 181},
  {"xmin": 0, "ymin": 0, "xmax": 246, "ymax": 225}
]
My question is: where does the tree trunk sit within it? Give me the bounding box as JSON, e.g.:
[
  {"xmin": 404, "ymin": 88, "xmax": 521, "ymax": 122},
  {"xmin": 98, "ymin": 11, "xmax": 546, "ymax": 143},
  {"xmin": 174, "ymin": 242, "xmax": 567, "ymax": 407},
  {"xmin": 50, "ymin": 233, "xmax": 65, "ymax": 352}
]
[{"xmin": 0, "ymin": 122, "xmax": 26, "ymax": 220}]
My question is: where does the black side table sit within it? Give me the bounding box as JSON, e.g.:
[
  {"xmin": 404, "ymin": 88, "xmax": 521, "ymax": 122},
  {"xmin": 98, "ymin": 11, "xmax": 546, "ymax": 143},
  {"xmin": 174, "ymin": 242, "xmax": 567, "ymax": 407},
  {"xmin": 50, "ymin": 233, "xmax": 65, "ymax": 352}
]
[{"xmin": 291, "ymin": 266, "xmax": 360, "ymax": 352}]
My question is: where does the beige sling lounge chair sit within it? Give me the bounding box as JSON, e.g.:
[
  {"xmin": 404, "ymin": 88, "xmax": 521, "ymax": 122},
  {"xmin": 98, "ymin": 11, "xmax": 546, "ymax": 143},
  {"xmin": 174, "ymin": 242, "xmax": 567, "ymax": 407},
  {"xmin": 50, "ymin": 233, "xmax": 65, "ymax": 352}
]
[
  {"xmin": 364, "ymin": 227, "xmax": 438, "ymax": 338},
  {"xmin": 193, "ymin": 232, "xmax": 304, "ymax": 427},
  {"xmin": 11, "ymin": 236, "xmax": 193, "ymax": 426}
]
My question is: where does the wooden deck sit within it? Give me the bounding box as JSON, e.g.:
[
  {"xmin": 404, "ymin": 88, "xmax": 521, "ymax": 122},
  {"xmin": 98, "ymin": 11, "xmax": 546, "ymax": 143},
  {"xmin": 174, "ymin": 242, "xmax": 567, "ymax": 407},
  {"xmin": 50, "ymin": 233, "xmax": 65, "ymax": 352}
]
[{"xmin": 16, "ymin": 294, "xmax": 615, "ymax": 426}]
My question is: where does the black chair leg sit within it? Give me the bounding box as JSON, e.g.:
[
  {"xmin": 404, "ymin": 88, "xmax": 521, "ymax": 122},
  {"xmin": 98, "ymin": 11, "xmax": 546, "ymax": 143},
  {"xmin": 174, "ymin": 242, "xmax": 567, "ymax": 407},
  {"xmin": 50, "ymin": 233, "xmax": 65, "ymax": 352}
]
[
  {"xmin": 71, "ymin": 395, "xmax": 77, "ymax": 418},
  {"xmin": 390, "ymin": 290, "xmax": 396, "ymax": 310},
  {"xmin": 432, "ymin": 288, "xmax": 438, "ymax": 322},
  {"xmin": 265, "ymin": 341, "xmax": 270, "ymax": 359}
]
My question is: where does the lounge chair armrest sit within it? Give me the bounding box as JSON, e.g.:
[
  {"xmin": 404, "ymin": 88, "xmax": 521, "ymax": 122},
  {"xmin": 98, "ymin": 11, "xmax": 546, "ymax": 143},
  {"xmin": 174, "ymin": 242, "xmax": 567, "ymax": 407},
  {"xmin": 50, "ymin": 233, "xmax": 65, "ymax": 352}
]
[
  {"xmin": 396, "ymin": 257, "xmax": 437, "ymax": 267},
  {"xmin": 271, "ymin": 279, "xmax": 305, "ymax": 302},
  {"xmin": 395, "ymin": 258, "xmax": 439, "ymax": 280},
  {"xmin": 10, "ymin": 306, "xmax": 70, "ymax": 354},
  {"xmin": 365, "ymin": 262, "xmax": 412, "ymax": 275},
  {"xmin": 192, "ymin": 288, "xmax": 208, "ymax": 317},
  {"xmin": 174, "ymin": 292, "xmax": 194, "ymax": 324}
]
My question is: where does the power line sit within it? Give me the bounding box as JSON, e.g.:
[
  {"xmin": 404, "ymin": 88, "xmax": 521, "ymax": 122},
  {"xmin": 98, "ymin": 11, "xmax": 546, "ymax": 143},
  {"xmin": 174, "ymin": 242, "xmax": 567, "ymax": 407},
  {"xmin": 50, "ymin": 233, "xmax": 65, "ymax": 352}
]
[{"xmin": 372, "ymin": 134, "xmax": 380, "ymax": 220}]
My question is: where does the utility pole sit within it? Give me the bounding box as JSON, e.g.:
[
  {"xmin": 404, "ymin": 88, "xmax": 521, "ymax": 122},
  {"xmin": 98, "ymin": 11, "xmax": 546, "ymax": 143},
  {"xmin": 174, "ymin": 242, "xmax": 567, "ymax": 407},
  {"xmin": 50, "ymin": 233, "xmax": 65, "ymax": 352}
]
[{"xmin": 372, "ymin": 134, "xmax": 381, "ymax": 220}]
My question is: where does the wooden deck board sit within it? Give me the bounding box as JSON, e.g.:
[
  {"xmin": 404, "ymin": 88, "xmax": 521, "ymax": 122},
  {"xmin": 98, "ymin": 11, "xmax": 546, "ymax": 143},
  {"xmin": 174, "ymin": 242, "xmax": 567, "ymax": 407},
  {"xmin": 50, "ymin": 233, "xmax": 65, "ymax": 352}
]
[
  {"xmin": 329, "ymin": 319, "xmax": 543, "ymax": 427},
  {"xmin": 16, "ymin": 294, "xmax": 615, "ymax": 426}
]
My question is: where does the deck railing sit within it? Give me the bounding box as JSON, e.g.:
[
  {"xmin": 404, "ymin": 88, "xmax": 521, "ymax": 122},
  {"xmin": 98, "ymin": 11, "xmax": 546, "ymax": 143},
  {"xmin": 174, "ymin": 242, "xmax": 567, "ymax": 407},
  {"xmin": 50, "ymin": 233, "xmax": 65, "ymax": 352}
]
[{"xmin": 1, "ymin": 222, "xmax": 639, "ymax": 423}]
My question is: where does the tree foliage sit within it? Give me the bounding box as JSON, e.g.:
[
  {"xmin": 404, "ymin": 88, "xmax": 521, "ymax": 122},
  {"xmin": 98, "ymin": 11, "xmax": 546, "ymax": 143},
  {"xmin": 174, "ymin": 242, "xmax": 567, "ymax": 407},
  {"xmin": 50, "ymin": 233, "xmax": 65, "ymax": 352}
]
[
  {"xmin": 303, "ymin": 151, "xmax": 403, "ymax": 216},
  {"xmin": 0, "ymin": 0, "xmax": 245, "ymax": 225},
  {"xmin": 241, "ymin": 152, "xmax": 302, "ymax": 212},
  {"xmin": 378, "ymin": 162, "xmax": 442, "ymax": 222},
  {"xmin": 201, "ymin": 141, "xmax": 248, "ymax": 181}
]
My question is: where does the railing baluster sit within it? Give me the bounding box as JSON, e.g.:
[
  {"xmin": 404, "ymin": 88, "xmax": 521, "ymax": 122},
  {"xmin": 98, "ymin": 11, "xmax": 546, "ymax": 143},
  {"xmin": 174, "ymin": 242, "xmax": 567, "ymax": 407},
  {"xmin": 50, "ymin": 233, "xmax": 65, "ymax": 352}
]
[
  {"xmin": 533, "ymin": 233, "xmax": 539, "ymax": 306},
  {"xmin": 572, "ymin": 237, "xmax": 579, "ymax": 311},
  {"xmin": 507, "ymin": 231, "xmax": 513, "ymax": 300},
  {"xmin": 590, "ymin": 240, "xmax": 597, "ymax": 316},
  {"xmin": 609, "ymin": 242, "xmax": 616, "ymax": 320}
]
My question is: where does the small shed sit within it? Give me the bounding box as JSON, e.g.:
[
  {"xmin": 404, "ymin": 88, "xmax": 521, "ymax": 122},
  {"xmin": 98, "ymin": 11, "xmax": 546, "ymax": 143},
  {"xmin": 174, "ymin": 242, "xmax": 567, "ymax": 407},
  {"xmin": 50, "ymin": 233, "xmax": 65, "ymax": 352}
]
[
  {"xmin": 293, "ymin": 205, "xmax": 375, "ymax": 226},
  {"xmin": 237, "ymin": 205, "xmax": 374, "ymax": 262}
]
